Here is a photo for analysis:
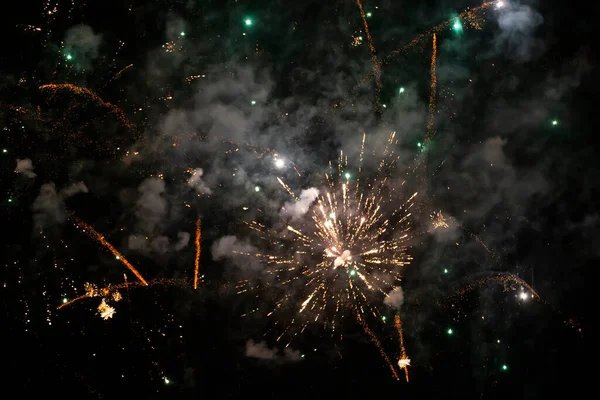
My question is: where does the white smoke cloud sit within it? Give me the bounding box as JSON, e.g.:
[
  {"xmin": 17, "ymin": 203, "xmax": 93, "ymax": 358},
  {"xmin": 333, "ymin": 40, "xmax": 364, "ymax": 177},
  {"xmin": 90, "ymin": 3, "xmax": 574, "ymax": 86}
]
[
  {"xmin": 212, "ymin": 235, "xmax": 256, "ymax": 259},
  {"xmin": 211, "ymin": 235, "xmax": 261, "ymax": 270},
  {"xmin": 32, "ymin": 181, "xmax": 89, "ymax": 231},
  {"xmin": 495, "ymin": 3, "xmax": 544, "ymax": 61},
  {"xmin": 281, "ymin": 187, "xmax": 319, "ymax": 220},
  {"xmin": 135, "ymin": 178, "xmax": 168, "ymax": 234},
  {"xmin": 128, "ymin": 231, "xmax": 190, "ymax": 254},
  {"xmin": 63, "ymin": 24, "xmax": 103, "ymax": 68},
  {"xmin": 15, "ymin": 158, "xmax": 36, "ymax": 178},
  {"xmin": 174, "ymin": 231, "xmax": 191, "ymax": 251},
  {"xmin": 245, "ymin": 340, "xmax": 303, "ymax": 362},
  {"xmin": 384, "ymin": 286, "xmax": 404, "ymax": 309},
  {"xmin": 245, "ymin": 340, "xmax": 277, "ymax": 360},
  {"xmin": 60, "ymin": 181, "xmax": 89, "ymax": 198},
  {"xmin": 187, "ymin": 168, "xmax": 212, "ymax": 194}
]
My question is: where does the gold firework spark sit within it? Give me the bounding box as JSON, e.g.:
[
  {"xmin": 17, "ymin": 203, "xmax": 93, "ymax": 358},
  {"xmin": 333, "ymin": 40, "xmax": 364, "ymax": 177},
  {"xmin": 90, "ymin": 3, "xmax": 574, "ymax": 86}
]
[
  {"xmin": 239, "ymin": 132, "xmax": 416, "ymax": 341},
  {"xmin": 193, "ymin": 218, "xmax": 202, "ymax": 289}
]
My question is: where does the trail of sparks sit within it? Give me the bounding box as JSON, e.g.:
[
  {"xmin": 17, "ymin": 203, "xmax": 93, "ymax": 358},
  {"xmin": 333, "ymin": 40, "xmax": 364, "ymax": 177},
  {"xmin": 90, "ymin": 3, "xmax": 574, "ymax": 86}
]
[
  {"xmin": 355, "ymin": 0, "xmax": 382, "ymax": 107},
  {"xmin": 394, "ymin": 315, "xmax": 410, "ymax": 382},
  {"xmin": 383, "ymin": 1, "xmax": 495, "ymax": 64},
  {"xmin": 70, "ymin": 215, "xmax": 148, "ymax": 286},
  {"xmin": 452, "ymin": 272, "xmax": 540, "ymax": 300},
  {"xmin": 357, "ymin": 314, "xmax": 400, "ymax": 380},
  {"xmin": 413, "ymin": 34, "xmax": 438, "ymax": 187},
  {"xmin": 424, "ymin": 34, "xmax": 437, "ymax": 146},
  {"xmin": 193, "ymin": 218, "xmax": 202, "ymax": 289},
  {"xmin": 449, "ymin": 216, "xmax": 499, "ymax": 260},
  {"xmin": 39, "ymin": 83, "xmax": 135, "ymax": 129},
  {"xmin": 101, "ymin": 64, "xmax": 133, "ymax": 89},
  {"xmin": 57, "ymin": 278, "xmax": 183, "ymax": 310}
]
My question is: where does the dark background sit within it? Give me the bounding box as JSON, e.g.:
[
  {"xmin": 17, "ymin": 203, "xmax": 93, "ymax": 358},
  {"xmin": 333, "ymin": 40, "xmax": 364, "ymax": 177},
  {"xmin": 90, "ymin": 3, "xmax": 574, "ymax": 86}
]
[{"xmin": 0, "ymin": 0, "xmax": 592, "ymax": 398}]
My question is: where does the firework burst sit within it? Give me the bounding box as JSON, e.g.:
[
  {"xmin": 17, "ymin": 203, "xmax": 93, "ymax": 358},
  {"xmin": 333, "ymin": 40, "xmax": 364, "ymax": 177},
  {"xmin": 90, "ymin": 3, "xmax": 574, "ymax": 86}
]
[{"xmin": 238, "ymin": 132, "xmax": 417, "ymax": 342}]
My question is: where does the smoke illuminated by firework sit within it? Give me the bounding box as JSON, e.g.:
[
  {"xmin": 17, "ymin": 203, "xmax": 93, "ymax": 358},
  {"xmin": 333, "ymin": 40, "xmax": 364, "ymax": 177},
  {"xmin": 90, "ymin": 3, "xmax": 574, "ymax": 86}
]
[{"xmin": 238, "ymin": 132, "xmax": 417, "ymax": 341}]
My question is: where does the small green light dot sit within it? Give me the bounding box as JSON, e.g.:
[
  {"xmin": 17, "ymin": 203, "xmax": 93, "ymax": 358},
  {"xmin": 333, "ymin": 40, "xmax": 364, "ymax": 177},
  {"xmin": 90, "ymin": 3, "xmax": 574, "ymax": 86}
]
[
  {"xmin": 344, "ymin": 172, "xmax": 351, "ymax": 179},
  {"xmin": 447, "ymin": 328, "xmax": 453, "ymax": 335},
  {"xmin": 399, "ymin": 87, "xmax": 405, "ymax": 94},
  {"xmin": 8, "ymin": 198, "xmax": 13, "ymax": 203},
  {"xmin": 502, "ymin": 364, "xmax": 508, "ymax": 371},
  {"xmin": 444, "ymin": 268, "xmax": 448, "ymax": 274},
  {"xmin": 552, "ymin": 120, "xmax": 558, "ymax": 126},
  {"xmin": 180, "ymin": 31, "xmax": 185, "ymax": 36},
  {"xmin": 251, "ymin": 100, "xmax": 256, "ymax": 105},
  {"xmin": 245, "ymin": 19, "xmax": 252, "ymax": 26},
  {"xmin": 66, "ymin": 54, "xmax": 72, "ymax": 60},
  {"xmin": 382, "ymin": 316, "xmax": 386, "ymax": 321},
  {"xmin": 254, "ymin": 186, "xmax": 260, "ymax": 192},
  {"xmin": 417, "ymin": 142, "xmax": 421, "ymax": 147},
  {"xmin": 366, "ymin": 12, "xmax": 372, "ymax": 17}
]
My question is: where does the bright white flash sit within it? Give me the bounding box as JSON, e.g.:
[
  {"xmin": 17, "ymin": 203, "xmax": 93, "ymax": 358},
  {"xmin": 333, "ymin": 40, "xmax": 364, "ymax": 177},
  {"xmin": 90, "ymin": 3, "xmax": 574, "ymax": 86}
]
[
  {"xmin": 496, "ymin": 1, "xmax": 505, "ymax": 8},
  {"xmin": 398, "ymin": 358, "xmax": 411, "ymax": 368},
  {"xmin": 333, "ymin": 249, "xmax": 352, "ymax": 268},
  {"xmin": 519, "ymin": 291, "xmax": 528, "ymax": 300},
  {"xmin": 274, "ymin": 158, "xmax": 285, "ymax": 168}
]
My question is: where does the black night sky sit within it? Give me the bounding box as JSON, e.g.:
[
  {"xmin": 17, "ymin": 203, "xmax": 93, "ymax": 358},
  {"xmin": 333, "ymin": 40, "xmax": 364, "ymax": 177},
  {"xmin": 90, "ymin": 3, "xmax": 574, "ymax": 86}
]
[{"xmin": 0, "ymin": 1, "xmax": 592, "ymax": 398}]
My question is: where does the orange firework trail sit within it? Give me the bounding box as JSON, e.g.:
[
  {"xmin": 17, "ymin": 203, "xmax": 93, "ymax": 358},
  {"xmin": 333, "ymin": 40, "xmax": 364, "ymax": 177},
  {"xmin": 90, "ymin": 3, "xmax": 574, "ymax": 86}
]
[
  {"xmin": 413, "ymin": 35, "xmax": 438, "ymax": 211},
  {"xmin": 452, "ymin": 272, "xmax": 540, "ymax": 300},
  {"xmin": 193, "ymin": 218, "xmax": 202, "ymax": 289},
  {"xmin": 70, "ymin": 215, "xmax": 148, "ymax": 286},
  {"xmin": 102, "ymin": 64, "xmax": 133, "ymax": 89},
  {"xmin": 57, "ymin": 278, "xmax": 183, "ymax": 310},
  {"xmin": 394, "ymin": 315, "xmax": 410, "ymax": 382},
  {"xmin": 357, "ymin": 314, "xmax": 400, "ymax": 381},
  {"xmin": 383, "ymin": 1, "xmax": 495, "ymax": 64},
  {"xmin": 424, "ymin": 34, "xmax": 438, "ymax": 145},
  {"xmin": 39, "ymin": 83, "xmax": 135, "ymax": 129},
  {"xmin": 412, "ymin": 33, "xmax": 438, "ymax": 185},
  {"xmin": 448, "ymin": 216, "xmax": 500, "ymax": 260},
  {"xmin": 355, "ymin": 0, "xmax": 382, "ymax": 106}
]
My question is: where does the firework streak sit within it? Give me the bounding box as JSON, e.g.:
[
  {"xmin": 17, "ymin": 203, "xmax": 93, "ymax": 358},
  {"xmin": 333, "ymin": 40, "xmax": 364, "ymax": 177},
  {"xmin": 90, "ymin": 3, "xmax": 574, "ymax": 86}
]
[
  {"xmin": 425, "ymin": 34, "xmax": 438, "ymax": 146},
  {"xmin": 382, "ymin": 1, "xmax": 495, "ymax": 64},
  {"xmin": 355, "ymin": 0, "xmax": 382, "ymax": 106},
  {"xmin": 451, "ymin": 272, "xmax": 540, "ymax": 300},
  {"xmin": 394, "ymin": 315, "xmax": 410, "ymax": 382},
  {"xmin": 70, "ymin": 214, "xmax": 148, "ymax": 285},
  {"xmin": 39, "ymin": 83, "xmax": 135, "ymax": 129},
  {"xmin": 357, "ymin": 314, "xmax": 400, "ymax": 381},
  {"xmin": 193, "ymin": 218, "xmax": 202, "ymax": 289},
  {"xmin": 57, "ymin": 278, "xmax": 184, "ymax": 310}
]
